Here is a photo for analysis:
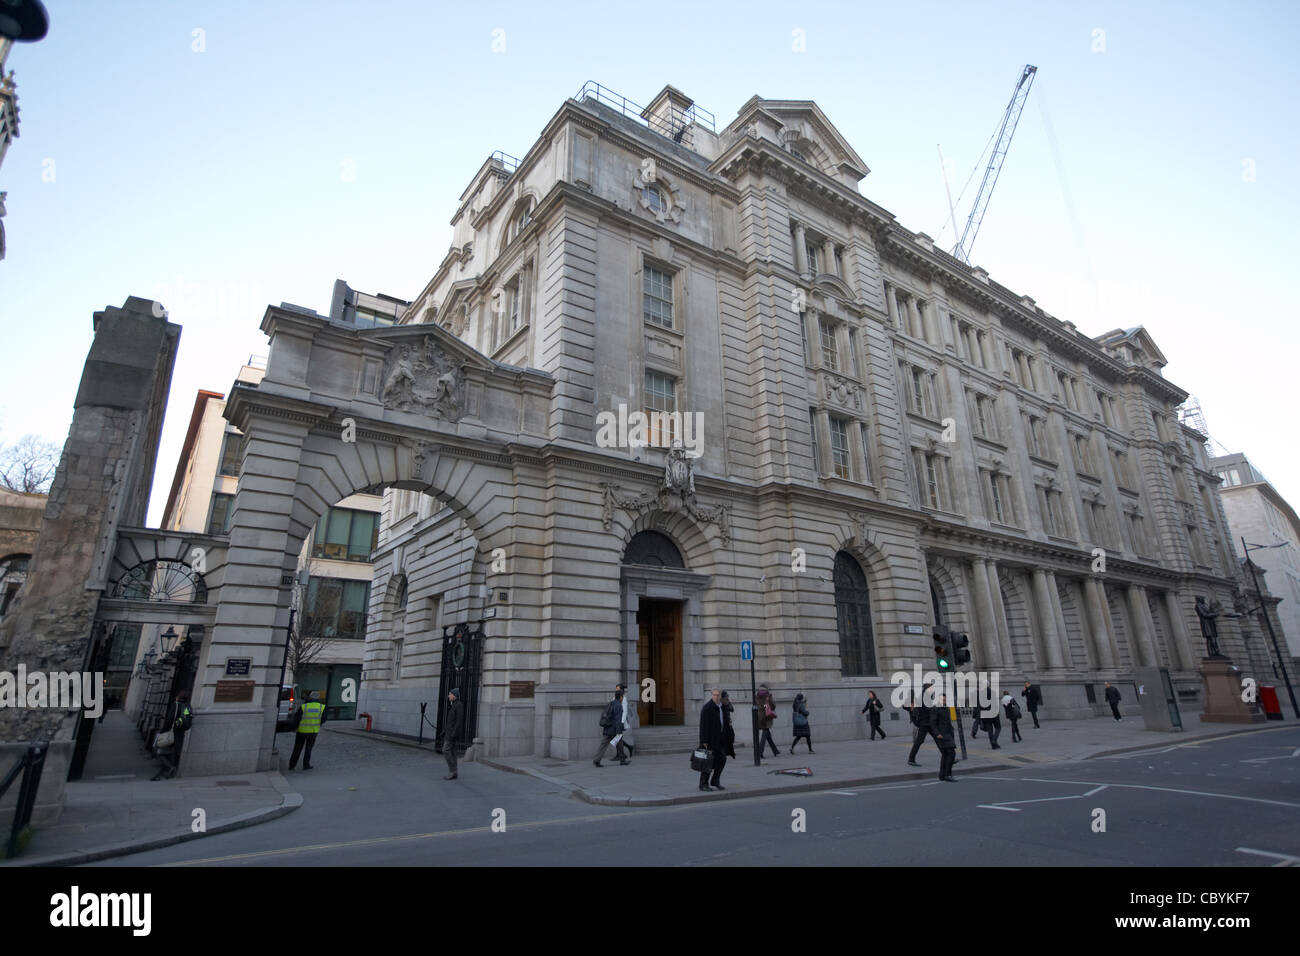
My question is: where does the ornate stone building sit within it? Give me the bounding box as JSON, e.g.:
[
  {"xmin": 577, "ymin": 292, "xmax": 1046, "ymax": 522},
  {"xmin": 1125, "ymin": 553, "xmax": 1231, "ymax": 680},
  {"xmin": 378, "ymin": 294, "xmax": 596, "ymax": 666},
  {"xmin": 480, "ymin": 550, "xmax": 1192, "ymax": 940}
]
[{"xmin": 340, "ymin": 83, "xmax": 1263, "ymax": 756}]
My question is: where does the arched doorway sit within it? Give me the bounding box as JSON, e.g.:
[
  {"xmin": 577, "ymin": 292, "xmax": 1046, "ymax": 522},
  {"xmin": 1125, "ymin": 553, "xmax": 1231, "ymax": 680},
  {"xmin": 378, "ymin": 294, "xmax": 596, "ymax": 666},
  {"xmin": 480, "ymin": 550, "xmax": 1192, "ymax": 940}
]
[
  {"xmin": 834, "ymin": 551, "xmax": 877, "ymax": 676},
  {"xmin": 624, "ymin": 531, "xmax": 686, "ymax": 726}
]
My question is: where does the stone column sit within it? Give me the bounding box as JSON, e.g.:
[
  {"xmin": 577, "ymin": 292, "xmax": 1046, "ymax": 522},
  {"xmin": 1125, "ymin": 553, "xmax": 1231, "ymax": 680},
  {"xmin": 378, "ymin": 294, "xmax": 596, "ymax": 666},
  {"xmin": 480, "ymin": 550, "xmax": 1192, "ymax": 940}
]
[
  {"xmin": 1032, "ymin": 568, "xmax": 1066, "ymax": 669},
  {"xmin": 1045, "ymin": 570, "xmax": 1075, "ymax": 669},
  {"xmin": 985, "ymin": 561, "xmax": 1017, "ymax": 669},
  {"xmin": 1124, "ymin": 585, "xmax": 1155, "ymax": 668},
  {"xmin": 1066, "ymin": 579, "xmax": 1095, "ymax": 669},
  {"xmin": 1084, "ymin": 577, "xmax": 1118, "ymax": 670},
  {"xmin": 969, "ymin": 558, "xmax": 1002, "ymax": 669},
  {"xmin": 884, "ymin": 283, "xmax": 899, "ymax": 328},
  {"xmin": 822, "ymin": 237, "xmax": 836, "ymax": 277},
  {"xmin": 1163, "ymin": 589, "xmax": 1196, "ymax": 671},
  {"xmin": 793, "ymin": 223, "xmax": 808, "ymax": 276}
]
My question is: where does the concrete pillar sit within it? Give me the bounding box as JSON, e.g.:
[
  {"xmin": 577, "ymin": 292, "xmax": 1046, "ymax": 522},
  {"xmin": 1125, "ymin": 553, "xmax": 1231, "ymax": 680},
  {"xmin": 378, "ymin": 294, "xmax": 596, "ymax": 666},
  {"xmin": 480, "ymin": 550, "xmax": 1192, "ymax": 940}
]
[
  {"xmin": 969, "ymin": 558, "xmax": 1002, "ymax": 668},
  {"xmin": 984, "ymin": 560, "xmax": 1017, "ymax": 669},
  {"xmin": 1045, "ymin": 570, "xmax": 1075, "ymax": 668},
  {"xmin": 884, "ymin": 283, "xmax": 899, "ymax": 328},
  {"xmin": 1032, "ymin": 568, "xmax": 1066, "ymax": 669},
  {"xmin": 1085, "ymin": 577, "xmax": 1118, "ymax": 670},
  {"xmin": 1125, "ymin": 585, "xmax": 1155, "ymax": 668},
  {"xmin": 1163, "ymin": 589, "xmax": 1196, "ymax": 670},
  {"xmin": 793, "ymin": 223, "xmax": 808, "ymax": 276}
]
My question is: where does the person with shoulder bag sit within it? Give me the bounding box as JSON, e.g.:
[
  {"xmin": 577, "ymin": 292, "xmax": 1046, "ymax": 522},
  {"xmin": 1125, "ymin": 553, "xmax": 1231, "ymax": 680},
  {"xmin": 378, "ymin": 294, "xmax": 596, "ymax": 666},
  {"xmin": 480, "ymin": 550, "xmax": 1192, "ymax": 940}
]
[
  {"xmin": 902, "ymin": 687, "xmax": 930, "ymax": 766},
  {"xmin": 790, "ymin": 693, "xmax": 814, "ymax": 754},
  {"xmin": 861, "ymin": 690, "xmax": 887, "ymax": 740},
  {"xmin": 756, "ymin": 683, "xmax": 780, "ymax": 758},
  {"xmin": 593, "ymin": 685, "xmax": 628, "ymax": 767},
  {"xmin": 1002, "ymin": 690, "xmax": 1022, "ymax": 742}
]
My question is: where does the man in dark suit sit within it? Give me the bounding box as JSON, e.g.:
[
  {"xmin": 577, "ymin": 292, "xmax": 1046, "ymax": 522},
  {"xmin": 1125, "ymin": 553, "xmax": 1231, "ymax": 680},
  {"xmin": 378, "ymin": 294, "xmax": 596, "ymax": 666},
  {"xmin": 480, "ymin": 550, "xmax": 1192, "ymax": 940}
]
[
  {"xmin": 698, "ymin": 688, "xmax": 730, "ymax": 791},
  {"xmin": 1022, "ymin": 681, "xmax": 1043, "ymax": 728},
  {"xmin": 902, "ymin": 687, "xmax": 930, "ymax": 767},
  {"xmin": 928, "ymin": 693, "xmax": 958, "ymax": 782},
  {"xmin": 442, "ymin": 688, "xmax": 464, "ymax": 780}
]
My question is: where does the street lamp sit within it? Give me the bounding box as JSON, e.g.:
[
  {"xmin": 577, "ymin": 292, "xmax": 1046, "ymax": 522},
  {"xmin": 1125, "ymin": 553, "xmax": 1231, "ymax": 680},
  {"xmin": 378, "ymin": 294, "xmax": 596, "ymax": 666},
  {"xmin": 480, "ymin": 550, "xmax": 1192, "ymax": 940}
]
[
  {"xmin": 1241, "ymin": 538, "xmax": 1298, "ymax": 720},
  {"xmin": 160, "ymin": 626, "xmax": 180, "ymax": 654}
]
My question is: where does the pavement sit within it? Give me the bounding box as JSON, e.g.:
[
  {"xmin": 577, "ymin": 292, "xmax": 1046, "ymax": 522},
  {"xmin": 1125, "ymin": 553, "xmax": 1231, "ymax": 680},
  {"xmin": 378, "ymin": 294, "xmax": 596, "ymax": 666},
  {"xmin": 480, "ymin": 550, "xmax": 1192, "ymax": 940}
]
[
  {"xmin": 477, "ymin": 708, "xmax": 1281, "ymax": 806},
  {"xmin": 2, "ymin": 707, "xmax": 1281, "ymax": 865},
  {"xmin": 2, "ymin": 711, "xmax": 301, "ymax": 867}
]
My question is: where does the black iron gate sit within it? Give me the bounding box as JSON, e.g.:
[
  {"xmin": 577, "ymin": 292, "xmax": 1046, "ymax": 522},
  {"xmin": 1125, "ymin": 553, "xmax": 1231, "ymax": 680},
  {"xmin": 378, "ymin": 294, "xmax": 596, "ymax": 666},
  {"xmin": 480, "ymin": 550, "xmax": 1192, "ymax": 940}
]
[{"xmin": 435, "ymin": 622, "xmax": 482, "ymax": 752}]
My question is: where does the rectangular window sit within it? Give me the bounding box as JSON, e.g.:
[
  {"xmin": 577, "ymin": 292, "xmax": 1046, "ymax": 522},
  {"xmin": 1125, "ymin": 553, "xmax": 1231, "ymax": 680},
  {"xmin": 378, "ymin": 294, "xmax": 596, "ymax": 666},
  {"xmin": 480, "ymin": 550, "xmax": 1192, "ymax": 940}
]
[
  {"xmin": 642, "ymin": 265, "xmax": 674, "ymax": 329},
  {"xmin": 313, "ymin": 507, "xmax": 380, "ymax": 562},
  {"xmin": 976, "ymin": 396, "xmax": 998, "ymax": 440},
  {"xmin": 352, "ymin": 309, "xmax": 395, "ymax": 330},
  {"xmin": 820, "ymin": 319, "xmax": 839, "ymax": 372},
  {"xmin": 806, "ymin": 240, "xmax": 822, "ymax": 275},
  {"xmin": 208, "ymin": 493, "xmax": 235, "ymax": 535},
  {"xmin": 987, "ymin": 472, "xmax": 1005, "ymax": 523},
  {"xmin": 1040, "ymin": 488, "xmax": 1064, "ymax": 536},
  {"xmin": 303, "ymin": 577, "xmax": 371, "ymax": 641},
  {"xmin": 644, "ymin": 369, "xmax": 677, "ymax": 446},
  {"xmin": 923, "ymin": 454, "xmax": 941, "ymax": 509},
  {"xmin": 908, "ymin": 367, "xmax": 931, "ymax": 417},
  {"xmin": 218, "ymin": 431, "xmax": 241, "ymax": 477},
  {"xmin": 829, "ymin": 417, "xmax": 850, "ymax": 479}
]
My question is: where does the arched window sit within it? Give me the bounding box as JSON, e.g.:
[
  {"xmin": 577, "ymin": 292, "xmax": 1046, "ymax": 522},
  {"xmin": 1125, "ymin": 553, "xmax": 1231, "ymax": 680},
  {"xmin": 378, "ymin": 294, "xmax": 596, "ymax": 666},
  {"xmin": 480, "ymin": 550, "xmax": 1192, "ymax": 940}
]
[
  {"xmin": 622, "ymin": 531, "xmax": 684, "ymax": 569},
  {"xmin": 833, "ymin": 551, "xmax": 876, "ymax": 676},
  {"xmin": 505, "ymin": 198, "xmax": 535, "ymax": 247}
]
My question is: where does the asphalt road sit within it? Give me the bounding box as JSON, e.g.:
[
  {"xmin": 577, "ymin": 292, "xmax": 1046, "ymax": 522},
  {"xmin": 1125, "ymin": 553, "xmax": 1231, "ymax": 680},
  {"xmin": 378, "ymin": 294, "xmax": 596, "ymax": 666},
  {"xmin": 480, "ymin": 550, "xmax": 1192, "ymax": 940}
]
[{"xmin": 97, "ymin": 725, "xmax": 1300, "ymax": 867}]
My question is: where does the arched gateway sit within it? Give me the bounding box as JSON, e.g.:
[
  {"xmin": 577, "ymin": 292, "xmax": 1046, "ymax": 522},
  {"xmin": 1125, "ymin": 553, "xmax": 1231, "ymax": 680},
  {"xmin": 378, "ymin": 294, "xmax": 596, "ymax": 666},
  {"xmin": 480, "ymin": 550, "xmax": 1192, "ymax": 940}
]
[{"xmin": 187, "ymin": 306, "xmax": 554, "ymax": 775}]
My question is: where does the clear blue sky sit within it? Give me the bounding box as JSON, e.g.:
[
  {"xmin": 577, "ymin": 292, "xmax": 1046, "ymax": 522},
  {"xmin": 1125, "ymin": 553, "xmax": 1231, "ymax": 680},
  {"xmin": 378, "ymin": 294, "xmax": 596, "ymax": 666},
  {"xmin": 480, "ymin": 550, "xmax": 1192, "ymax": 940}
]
[{"xmin": 2, "ymin": 0, "xmax": 1298, "ymax": 523}]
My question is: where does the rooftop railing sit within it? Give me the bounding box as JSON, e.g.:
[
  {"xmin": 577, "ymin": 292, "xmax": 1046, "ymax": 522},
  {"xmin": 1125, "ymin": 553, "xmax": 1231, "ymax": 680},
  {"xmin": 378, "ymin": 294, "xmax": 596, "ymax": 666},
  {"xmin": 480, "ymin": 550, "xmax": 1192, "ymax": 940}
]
[{"xmin": 574, "ymin": 81, "xmax": 717, "ymax": 141}]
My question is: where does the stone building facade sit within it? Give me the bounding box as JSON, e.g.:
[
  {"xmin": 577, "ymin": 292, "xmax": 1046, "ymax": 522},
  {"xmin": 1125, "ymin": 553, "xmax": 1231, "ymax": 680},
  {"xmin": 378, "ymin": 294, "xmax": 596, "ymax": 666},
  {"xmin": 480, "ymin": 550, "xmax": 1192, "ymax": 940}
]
[
  {"xmin": 334, "ymin": 84, "xmax": 1264, "ymax": 758},
  {"xmin": 1212, "ymin": 452, "xmax": 1300, "ymax": 662}
]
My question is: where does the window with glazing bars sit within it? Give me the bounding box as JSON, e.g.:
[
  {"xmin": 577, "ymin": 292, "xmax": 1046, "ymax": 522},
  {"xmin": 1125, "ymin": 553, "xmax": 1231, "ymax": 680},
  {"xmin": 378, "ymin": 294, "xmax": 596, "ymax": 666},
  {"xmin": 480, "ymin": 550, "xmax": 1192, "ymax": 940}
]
[{"xmin": 643, "ymin": 265, "xmax": 673, "ymax": 328}]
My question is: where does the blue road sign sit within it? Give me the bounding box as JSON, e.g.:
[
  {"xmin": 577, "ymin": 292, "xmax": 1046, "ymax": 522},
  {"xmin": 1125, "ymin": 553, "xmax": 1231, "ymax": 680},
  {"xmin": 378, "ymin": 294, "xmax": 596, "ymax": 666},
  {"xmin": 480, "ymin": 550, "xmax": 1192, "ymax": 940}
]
[{"xmin": 740, "ymin": 640, "xmax": 753, "ymax": 661}]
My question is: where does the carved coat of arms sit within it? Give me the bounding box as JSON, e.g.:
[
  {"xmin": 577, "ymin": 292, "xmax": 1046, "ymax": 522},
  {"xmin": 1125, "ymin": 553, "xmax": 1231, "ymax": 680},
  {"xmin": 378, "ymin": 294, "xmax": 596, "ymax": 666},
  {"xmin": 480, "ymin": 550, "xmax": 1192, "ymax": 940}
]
[{"xmin": 379, "ymin": 335, "xmax": 464, "ymax": 421}]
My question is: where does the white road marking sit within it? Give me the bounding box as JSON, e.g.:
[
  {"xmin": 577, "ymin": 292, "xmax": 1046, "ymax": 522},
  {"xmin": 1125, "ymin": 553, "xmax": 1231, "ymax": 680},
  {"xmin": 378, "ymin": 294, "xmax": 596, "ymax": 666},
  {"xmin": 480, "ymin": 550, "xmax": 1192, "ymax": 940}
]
[
  {"xmin": 1235, "ymin": 847, "xmax": 1300, "ymax": 866},
  {"xmin": 1020, "ymin": 777, "xmax": 1300, "ymax": 810},
  {"xmin": 830, "ymin": 790, "xmax": 858, "ymax": 796},
  {"xmin": 1082, "ymin": 784, "xmax": 1109, "ymax": 796},
  {"xmin": 976, "ymin": 804, "xmax": 1021, "ymax": 812},
  {"xmin": 1241, "ymin": 747, "xmax": 1300, "ymax": 765}
]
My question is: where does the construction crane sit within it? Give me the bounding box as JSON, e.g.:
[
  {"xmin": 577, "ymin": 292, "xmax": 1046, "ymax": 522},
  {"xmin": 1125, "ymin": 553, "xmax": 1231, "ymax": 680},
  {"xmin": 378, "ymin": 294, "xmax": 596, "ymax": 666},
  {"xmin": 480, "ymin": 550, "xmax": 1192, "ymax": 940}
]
[{"xmin": 952, "ymin": 64, "xmax": 1037, "ymax": 264}]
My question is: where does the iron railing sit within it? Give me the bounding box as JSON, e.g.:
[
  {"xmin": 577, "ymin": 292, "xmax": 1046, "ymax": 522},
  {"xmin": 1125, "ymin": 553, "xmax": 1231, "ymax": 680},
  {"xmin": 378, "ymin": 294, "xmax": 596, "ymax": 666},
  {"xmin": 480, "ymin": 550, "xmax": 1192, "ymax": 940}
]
[
  {"xmin": 574, "ymin": 81, "xmax": 717, "ymax": 141},
  {"xmin": 1, "ymin": 742, "xmax": 48, "ymax": 858},
  {"xmin": 490, "ymin": 150, "xmax": 521, "ymax": 176}
]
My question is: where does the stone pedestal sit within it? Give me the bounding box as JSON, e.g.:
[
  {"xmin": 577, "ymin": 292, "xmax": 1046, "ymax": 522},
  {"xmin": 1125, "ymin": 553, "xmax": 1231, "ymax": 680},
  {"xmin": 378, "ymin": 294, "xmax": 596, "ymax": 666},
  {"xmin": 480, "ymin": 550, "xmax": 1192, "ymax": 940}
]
[{"xmin": 1198, "ymin": 658, "xmax": 1267, "ymax": 724}]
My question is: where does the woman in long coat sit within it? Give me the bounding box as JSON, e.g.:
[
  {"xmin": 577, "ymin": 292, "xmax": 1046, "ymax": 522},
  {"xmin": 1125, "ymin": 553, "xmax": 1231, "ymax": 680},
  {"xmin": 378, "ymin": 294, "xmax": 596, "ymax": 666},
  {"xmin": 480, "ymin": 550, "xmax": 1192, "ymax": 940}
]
[
  {"xmin": 861, "ymin": 689, "xmax": 886, "ymax": 740},
  {"xmin": 790, "ymin": 693, "xmax": 814, "ymax": 754}
]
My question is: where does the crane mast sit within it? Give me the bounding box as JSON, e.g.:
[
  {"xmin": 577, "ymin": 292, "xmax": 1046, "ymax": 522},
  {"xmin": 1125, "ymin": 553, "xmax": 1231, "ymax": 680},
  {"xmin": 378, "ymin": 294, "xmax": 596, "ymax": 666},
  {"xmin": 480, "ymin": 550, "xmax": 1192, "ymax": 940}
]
[{"xmin": 953, "ymin": 64, "xmax": 1037, "ymax": 264}]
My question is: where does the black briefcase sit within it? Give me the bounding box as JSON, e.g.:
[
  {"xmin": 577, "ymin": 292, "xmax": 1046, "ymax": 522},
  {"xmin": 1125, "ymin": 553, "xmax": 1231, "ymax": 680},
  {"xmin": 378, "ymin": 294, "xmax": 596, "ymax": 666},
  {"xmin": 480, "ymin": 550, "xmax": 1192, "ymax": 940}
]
[{"xmin": 690, "ymin": 747, "xmax": 714, "ymax": 772}]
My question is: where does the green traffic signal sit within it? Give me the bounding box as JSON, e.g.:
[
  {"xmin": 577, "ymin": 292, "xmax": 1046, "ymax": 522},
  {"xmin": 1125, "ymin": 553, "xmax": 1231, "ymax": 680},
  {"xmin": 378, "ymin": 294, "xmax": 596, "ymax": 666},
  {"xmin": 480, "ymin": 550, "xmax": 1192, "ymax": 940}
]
[{"xmin": 933, "ymin": 625, "xmax": 952, "ymax": 669}]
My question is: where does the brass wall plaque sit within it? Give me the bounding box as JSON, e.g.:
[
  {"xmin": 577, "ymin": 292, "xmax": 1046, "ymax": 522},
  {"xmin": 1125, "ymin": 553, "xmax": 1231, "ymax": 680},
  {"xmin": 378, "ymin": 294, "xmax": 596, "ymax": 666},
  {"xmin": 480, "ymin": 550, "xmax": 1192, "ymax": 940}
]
[
  {"xmin": 213, "ymin": 679, "xmax": 256, "ymax": 703},
  {"xmin": 509, "ymin": 680, "xmax": 535, "ymax": 700}
]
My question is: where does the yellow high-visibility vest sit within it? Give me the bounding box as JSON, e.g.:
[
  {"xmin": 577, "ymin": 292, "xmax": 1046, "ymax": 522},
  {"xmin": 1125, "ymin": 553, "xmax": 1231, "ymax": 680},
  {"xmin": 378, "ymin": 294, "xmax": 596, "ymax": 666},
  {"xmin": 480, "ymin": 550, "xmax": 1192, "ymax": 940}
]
[{"xmin": 298, "ymin": 701, "xmax": 324, "ymax": 734}]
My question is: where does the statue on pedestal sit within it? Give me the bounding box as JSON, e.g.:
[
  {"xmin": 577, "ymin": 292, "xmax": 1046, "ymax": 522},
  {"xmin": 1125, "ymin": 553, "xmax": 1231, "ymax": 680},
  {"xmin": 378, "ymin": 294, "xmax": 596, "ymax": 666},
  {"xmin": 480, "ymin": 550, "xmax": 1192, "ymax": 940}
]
[{"xmin": 1195, "ymin": 596, "xmax": 1224, "ymax": 658}]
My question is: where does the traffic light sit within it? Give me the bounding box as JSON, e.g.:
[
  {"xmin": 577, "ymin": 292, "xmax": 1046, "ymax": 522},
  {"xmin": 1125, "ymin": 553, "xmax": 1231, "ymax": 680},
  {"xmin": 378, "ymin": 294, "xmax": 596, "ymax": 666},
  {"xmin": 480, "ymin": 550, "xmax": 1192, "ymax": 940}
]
[
  {"xmin": 951, "ymin": 632, "xmax": 971, "ymax": 666},
  {"xmin": 933, "ymin": 625, "xmax": 952, "ymax": 670}
]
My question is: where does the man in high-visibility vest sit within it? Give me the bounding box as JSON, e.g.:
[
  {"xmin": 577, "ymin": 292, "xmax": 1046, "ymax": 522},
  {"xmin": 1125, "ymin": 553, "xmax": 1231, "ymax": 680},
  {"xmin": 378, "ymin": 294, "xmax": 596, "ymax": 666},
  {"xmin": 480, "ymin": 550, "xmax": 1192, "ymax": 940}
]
[{"xmin": 289, "ymin": 691, "xmax": 326, "ymax": 770}]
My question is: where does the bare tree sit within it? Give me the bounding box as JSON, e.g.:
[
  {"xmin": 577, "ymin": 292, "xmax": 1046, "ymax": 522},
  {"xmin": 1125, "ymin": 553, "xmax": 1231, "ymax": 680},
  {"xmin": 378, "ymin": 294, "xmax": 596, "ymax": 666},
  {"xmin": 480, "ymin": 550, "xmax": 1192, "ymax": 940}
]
[
  {"xmin": 0, "ymin": 434, "xmax": 61, "ymax": 493},
  {"xmin": 287, "ymin": 558, "xmax": 335, "ymax": 677}
]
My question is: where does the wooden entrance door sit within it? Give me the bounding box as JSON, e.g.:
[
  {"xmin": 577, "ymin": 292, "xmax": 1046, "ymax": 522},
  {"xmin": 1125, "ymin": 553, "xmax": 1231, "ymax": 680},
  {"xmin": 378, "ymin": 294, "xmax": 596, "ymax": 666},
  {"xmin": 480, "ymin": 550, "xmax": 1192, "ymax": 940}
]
[{"xmin": 636, "ymin": 599, "xmax": 683, "ymax": 725}]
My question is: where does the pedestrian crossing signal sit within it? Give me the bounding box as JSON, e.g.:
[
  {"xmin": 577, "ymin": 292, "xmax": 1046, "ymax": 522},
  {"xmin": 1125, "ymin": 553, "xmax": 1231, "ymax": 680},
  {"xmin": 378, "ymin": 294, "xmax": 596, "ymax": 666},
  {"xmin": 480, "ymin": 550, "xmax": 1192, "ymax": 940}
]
[{"xmin": 933, "ymin": 625, "xmax": 952, "ymax": 670}]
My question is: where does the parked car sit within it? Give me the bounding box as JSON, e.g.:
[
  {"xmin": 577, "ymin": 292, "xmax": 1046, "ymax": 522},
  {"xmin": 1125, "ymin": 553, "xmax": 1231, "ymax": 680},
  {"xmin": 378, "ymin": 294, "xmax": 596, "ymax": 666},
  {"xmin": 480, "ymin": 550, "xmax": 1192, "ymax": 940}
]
[{"xmin": 276, "ymin": 683, "xmax": 300, "ymax": 732}]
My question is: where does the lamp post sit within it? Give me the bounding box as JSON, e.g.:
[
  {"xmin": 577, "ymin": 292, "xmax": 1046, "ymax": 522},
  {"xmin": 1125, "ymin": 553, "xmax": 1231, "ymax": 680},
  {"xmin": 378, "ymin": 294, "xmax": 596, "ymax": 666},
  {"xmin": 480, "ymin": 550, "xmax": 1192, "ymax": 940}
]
[{"xmin": 1241, "ymin": 538, "xmax": 1299, "ymax": 719}]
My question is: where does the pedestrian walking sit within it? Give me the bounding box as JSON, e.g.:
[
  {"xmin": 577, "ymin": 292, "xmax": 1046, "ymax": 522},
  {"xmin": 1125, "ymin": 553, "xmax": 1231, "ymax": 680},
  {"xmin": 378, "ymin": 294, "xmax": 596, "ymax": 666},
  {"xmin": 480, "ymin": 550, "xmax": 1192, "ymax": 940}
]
[
  {"xmin": 969, "ymin": 701, "xmax": 981, "ymax": 738},
  {"xmin": 151, "ymin": 690, "xmax": 193, "ymax": 780},
  {"xmin": 1022, "ymin": 681, "xmax": 1042, "ymax": 728},
  {"xmin": 861, "ymin": 690, "xmax": 887, "ymax": 740},
  {"xmin": 1104, "ymin": 681, "xmax": 1122, "ymax": 720},
  {"xmin": 609, "ymin": 682, "xmax": 635, "ymax": 761},
  {"xmin": 1002, "ymin": 690, "xmax": 1022, "ymax": 742},
  {"xmin": 288, "ymin": 690, "xmax": 325, "ymax": 771},
  {"xmin": 928, "ymin": 693, "xmax": 958, "ymax": 782},
  {"xmin": 720, "ymin": 691, "xmax": 737, "ymax": 759},
  {"xmin": 902, "ymin": 689, "xmax": 930, "ymax": 766},
  {"xmin": 698, "ymin": 688, "xmax": 730, "ymax": 791},
  {"xmin": 979, "ymin": 694, "xmax": 1002, "ymax": 749},
  {"xmin": 593, "ymin": 684, "xmax": 628, "ymax": 767},
  {"xmin": 756, "ymin": 683, "xmax": 780, "ymax": 758},
  {"xmin": 442, "ymin": 688, "xmax": 464, "ymax": 779},
  {"xmin": 790, "ymin": 693, "xmax": 814, "ymax": 753}
]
